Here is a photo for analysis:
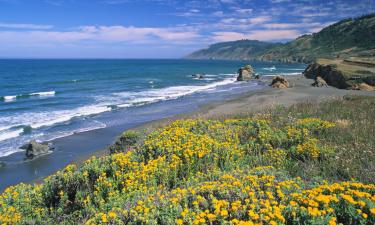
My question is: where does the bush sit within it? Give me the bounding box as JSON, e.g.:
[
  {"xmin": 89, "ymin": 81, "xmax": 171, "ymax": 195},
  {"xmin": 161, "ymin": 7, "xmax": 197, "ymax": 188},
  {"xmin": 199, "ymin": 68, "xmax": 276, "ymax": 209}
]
[
  {"xmin": 1, "ymin": 96, "xmax": 374, "ymax": 224},
  {"xmin": 108, "ymin": 130, "xmax": 141, "ymax": 154}
]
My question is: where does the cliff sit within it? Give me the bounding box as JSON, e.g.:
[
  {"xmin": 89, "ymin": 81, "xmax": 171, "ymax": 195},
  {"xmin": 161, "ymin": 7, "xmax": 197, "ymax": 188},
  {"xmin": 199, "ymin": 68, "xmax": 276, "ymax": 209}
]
[{"xmin": 187, "ymin": 13, "xmax": 375, "ymax": 63}]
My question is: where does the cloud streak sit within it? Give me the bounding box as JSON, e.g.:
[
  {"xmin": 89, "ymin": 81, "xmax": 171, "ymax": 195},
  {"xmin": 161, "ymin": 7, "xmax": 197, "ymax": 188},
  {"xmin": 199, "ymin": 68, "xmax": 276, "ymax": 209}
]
[
  {"xmin": 0, "ymin": 22, "xmax": 53, "ymax": 30},
  {"xmin": 0, "ymin": 25, "xmax": 201, "ymax": 45}
]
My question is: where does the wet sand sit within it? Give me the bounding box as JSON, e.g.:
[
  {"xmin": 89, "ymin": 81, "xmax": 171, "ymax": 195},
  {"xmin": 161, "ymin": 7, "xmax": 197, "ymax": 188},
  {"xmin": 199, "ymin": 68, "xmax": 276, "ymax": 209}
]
[{"xmin": 1, "ymin": 74, "xmax": 375, "ymax": 190}]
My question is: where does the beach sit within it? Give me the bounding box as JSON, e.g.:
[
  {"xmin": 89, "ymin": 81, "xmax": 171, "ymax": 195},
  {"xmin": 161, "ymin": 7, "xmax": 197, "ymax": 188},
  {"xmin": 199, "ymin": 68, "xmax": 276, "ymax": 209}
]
[
  {"xmin": 1, "ymin": 73, "xmax": 374, "ymax": 191},
  {"xmin": 0, "ymin": 59, "xmax": 305, "ymax": 190}
]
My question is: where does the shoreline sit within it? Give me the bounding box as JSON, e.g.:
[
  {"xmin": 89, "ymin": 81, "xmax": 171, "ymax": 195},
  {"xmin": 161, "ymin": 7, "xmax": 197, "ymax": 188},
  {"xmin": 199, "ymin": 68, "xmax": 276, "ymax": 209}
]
[
  {"xmin": 2, "ymin": 74, "xmax": 375, "ymax": 190},
  {"xmin": 71, "ymin": 74, "xmax": 375, "ymax": 166}
]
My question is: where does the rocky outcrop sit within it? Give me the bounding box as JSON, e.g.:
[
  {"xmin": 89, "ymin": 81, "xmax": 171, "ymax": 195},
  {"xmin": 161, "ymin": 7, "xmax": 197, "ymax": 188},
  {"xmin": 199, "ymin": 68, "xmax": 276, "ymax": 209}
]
[
  {"xmin": 312, "ymin": 76, "xmax": 328, "ymax": 87},
  {"xmin": 304, "ymin": 60, "xmax": 375, "ymax": 90},
  {"xmin": 237, "ymin": 65, "xmax": 255, "ymax": 81},
  {"xmin": 350, "ymin": 83, "xmax": 375, "ymax": 91},
  {"xmin": 270, "ymin": 76, "xmax": 289, "ymax": 88},
  {"xmin": 304, "ymin": 63, "xmax": 348, "ymax": 89},
  {"xmin": 21, "ymin": 141, "xmax": 52, "ymax": 159}
]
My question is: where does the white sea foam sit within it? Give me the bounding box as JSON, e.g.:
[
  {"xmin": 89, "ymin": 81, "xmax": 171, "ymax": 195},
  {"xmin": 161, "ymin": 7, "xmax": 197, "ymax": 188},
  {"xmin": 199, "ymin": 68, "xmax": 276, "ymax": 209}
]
[
  {"xmin": 30, "ymin": 105, "xmax": 111, "ymax": 129},
  {"xmin": 30, "ymin": 91, "xmax": 56, "ymax": 96},
  {"xmin": 219, "ymin": 73, "xmax": 237, "ymax": 76},
  {"xmin": 112, "ymin": 77, "xmax": 237, "ymax": 108},
  {"xmin": 262, "ymin": 72, "xmax": 302, "ymax": 76},
  {"xmin": 263, "ymin": 66, "xmax": 276, "ymax": 71},
  {"xmin": 3, "ymin": 95, "xmax": 17, "ymax": 102},
  {"xmin": 193, "ymin": 77, "xmax": 216, "ymax": 81},
  {"xmin": 0, "ymin": 147, "xmax": 23, "ymax": 157},
  {"xmin": 0, "ymin": 129, "xmax": 23, "ymax": 142},
  {"xmin": 43, "ymin": 121, "xmax": 107, "ymax": 142},
  {"xmin": 1, "ymin": 91, "xmax": 56, "ymax": 102},
  {"xmin": 0, "ymin": 104, "xmax": 112, "ymax": 142},
  {"xmin": 0, "ymin": 76, "xmax": 239, "ymax": 157}
]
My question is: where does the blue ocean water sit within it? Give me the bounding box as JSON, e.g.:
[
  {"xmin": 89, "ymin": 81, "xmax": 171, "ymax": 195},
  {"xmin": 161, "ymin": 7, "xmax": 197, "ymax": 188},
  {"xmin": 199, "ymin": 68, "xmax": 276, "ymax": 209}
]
[{"xmin": 0, "ymin": 59, "xmax": 305, "ymax": 158}]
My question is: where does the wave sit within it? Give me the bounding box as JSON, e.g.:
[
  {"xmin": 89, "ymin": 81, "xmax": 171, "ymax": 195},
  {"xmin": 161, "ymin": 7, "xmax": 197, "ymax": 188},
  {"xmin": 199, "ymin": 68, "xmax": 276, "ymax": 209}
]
[
  {"xmin": 2, "ymin": 95, "xmax": 17, "ymax": 102},
  {"xmin": 193, "ymin": 77, "xmax": 217, "ymax": 81},
  {"xmin": 262, "ymin": 72, "xmax": 302, "ymax": 76},
  {"xmin": 219, "ymin": 73, "xmax": 237, "ymax": 76},
  {"xmin": 1, "ymin": 91, "xmax": 56, "ymax": 102},
  {"xmin": 263, "ymin": 66, "xmax": 276, "ymax": 71},
  {"xmin": 0, "ymin": 129, "xmax": 23, "ymax": 142},
  {"xmin": 0, "ymin": 104, "xmax": 111, "ymax": 141},
  {"xmin": 112, "ymin": 77, "xmax": 238, "ymax": 108},
  {"xmin": 30, "ymin": 91, "xmax": 56, "ymax": 97},
  {"xmin": 1, "ymin": 77, "xmax": 237, "ymax": 133},
  {"xmin": 0, "ymin": 77, "xmax": 238, "ymax": 157},
  {"xmin": 43, "ymin": 121, "xmax": 107, "ymax": 142},
  {"xmin": 30, "ymin": 105, "xmax": 111, "ymax": 129}
]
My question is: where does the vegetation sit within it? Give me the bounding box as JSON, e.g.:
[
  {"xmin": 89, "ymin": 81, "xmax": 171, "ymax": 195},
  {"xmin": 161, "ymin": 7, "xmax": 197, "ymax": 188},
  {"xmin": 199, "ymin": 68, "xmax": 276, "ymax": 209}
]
[
  {"xmin": 186, "ymin": 40, "xmax": 281, "ymax": 61},
  {"xmin": 0, "ymin": 96, "xmax": 375, "ymax": 224},
  {"xmin": 305, "ymin": 58, "xmax": 375, "ymax": 88},
  {"xmin": 186, "ymin": 13, "xmax": 375, "ymax": 63}
]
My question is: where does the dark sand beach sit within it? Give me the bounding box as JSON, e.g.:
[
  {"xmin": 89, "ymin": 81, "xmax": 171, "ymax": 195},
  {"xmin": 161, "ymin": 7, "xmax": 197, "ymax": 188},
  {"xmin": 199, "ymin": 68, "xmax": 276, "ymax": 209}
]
[{"xmin": 1, "ymin": 75, "xmax": 374, "ymax": 190}]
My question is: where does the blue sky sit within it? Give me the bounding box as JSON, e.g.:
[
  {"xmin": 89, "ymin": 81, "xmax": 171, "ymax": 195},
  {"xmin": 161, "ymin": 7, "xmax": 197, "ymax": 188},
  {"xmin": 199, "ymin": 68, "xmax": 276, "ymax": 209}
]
[{"xmin": 0, "ymin": 0, "xmax": 374, "ymax": 58}]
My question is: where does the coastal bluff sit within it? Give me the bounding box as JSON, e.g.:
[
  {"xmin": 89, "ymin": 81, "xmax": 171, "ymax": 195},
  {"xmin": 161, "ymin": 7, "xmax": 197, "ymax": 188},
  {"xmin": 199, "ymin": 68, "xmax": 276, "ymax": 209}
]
[{"xmin": 304, "ymin": 58, "xmax": 375, "ymax": 90}]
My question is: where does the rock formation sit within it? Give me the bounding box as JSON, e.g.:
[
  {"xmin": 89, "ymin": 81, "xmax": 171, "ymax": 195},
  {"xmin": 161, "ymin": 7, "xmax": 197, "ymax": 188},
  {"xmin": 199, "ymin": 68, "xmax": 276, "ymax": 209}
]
[
  {"xmin": 350, "ymin": 83, "xmax": 375, "ymax": 91},
  {"xmin": 237, "ymin": 65, "xmax": 255, "ymax": 81},
  {"xmin": 304, "ymin": 63, "xmax": 348, "ymax": 89},
  {"xmin": 304, "ymin": 59, "xmax": 375, "ymax": 90},
  {"xmin": 312, "ymin": 76, "xmax": 328, "ymax": 87},
  {"xmin": 270, "ymin": 76, "xmax": 289, "ymax": 88},
  {"xmin": 21, "ymin": 141, "xmax": 52, "ymax": 159}
]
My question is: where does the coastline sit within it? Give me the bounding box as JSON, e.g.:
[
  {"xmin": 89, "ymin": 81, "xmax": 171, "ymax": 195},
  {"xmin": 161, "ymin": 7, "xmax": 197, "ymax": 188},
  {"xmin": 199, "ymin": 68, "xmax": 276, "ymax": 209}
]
[
  {"xmin": 72, "ymin": 74, "xmax": 375, "ymax": 166},
  {"xmin": 2, "ymin": 74, "xmax": 375, "ymax": 190}
]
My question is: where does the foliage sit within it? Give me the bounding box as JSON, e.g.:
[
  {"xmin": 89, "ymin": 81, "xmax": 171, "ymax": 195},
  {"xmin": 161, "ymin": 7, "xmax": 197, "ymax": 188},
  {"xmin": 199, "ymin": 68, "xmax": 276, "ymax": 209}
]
[
  {"xmin": 109, "ymin": 130, "xmax": 141, "ymax": 154},
  {"xmin": 187, "ymin": 13, "xmax": 375, "ymax": 63},
  {"xmin": 0, "ymin": 96, "xmax": 374, "ymax": 224}
]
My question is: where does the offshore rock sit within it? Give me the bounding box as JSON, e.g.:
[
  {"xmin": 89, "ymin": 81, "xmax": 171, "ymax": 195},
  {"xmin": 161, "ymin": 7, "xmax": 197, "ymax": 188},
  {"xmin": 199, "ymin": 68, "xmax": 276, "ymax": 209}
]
[{"xmin": 237, "ymin": 65, "xmax": 255, "ymax": 81}]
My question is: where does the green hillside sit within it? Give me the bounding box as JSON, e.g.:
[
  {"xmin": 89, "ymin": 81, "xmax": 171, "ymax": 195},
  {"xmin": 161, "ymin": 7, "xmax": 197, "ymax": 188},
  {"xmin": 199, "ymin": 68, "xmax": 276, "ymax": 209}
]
[
  {"xmin": 187, "ymin": 13, "xmax": 375, "ymax": 63},
  {"xmin": 186, "ymin": 40, "xmax": 281, "ymax": 60}
]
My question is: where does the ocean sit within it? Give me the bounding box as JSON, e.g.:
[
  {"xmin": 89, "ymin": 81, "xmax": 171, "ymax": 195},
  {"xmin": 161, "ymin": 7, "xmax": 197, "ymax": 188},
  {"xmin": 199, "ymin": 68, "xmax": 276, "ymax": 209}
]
[{"xmin": 0, "ymin": 59, "xmax": 305, "ymax": 189}]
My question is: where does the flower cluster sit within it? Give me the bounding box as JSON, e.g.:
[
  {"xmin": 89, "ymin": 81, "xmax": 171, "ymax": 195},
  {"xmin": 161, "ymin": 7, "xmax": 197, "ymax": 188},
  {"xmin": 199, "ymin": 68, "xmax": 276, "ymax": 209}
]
[{"xmin": 1, "ymin": 117, "xmax": 372, "ymax": 225}]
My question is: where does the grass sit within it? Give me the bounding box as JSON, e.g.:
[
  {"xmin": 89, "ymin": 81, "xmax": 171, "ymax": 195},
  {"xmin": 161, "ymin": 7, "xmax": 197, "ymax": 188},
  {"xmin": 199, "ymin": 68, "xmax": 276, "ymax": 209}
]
[
  {"xmin": 239, "ymin": 95, "xmax": 375, "ymax": 183},
  {"xmin": 0, "ymin": 95, "xmax": 374, "ymax": 224},
  {"xmin": 316, "ymin": 58, "xmax": 375, "ymax": 78}
]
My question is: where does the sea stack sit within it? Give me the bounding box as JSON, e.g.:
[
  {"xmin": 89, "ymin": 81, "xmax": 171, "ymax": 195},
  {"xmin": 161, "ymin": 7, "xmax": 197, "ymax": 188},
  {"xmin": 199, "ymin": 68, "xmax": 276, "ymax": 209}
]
[
  {"xmin": 237, "ymin": 65, "xmax": 255, "ymax": 81},
  {"xmin": 270, "ymin": 76, "xmax": 289, "ymax": 88},
  {"xmin": 21, "ymin": 141, "xmax": 52, "ymax": 159}
]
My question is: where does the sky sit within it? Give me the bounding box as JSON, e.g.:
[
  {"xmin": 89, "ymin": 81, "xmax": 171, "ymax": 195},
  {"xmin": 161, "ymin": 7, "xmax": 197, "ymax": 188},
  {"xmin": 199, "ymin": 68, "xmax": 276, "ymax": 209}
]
[{"xmin": 0, "ymin": 0, "xmax": 374, "ymax": 58}]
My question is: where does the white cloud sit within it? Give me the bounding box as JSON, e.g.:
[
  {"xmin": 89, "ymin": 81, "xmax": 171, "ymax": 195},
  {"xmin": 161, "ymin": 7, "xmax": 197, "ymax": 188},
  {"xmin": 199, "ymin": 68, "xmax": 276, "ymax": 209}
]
[
  {"xmin": 212, "ymin": 29, "xmax": 301, "ymax": 42},
  {"xmin": 0, "ymin": 22, "xmax": 53, "ymax": 30},
  {"xmin": 236, "ymin": 8, "xmax": 253, "ymax": 14},
  {"xmin": 220, "ymin": 16, "xmax": 271, "ymax": 25},
  {"xmin": 0, "ymin": 25, "xmax": 201, "ymax": 45},
  {"xmin": 212, "ymin": 11, "xmax": 225, "ymax": 17},
  {"xmin": 246, "ymin": 29, "xmax": 301, "ymax": 41},
  {"xmin": 249, "ymin": 16, "xmax": 271, "ymax": 24},
  {"xmin": 212, "ymin": 32, "xmax": 246, "ymax": 42}
]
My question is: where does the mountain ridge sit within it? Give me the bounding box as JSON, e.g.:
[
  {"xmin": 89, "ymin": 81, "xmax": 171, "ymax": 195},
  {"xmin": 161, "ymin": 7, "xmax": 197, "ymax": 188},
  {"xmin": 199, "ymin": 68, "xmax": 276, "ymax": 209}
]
[{"xmin": 186, "ymin": 13, "xmax": 375, "ymax": 63}]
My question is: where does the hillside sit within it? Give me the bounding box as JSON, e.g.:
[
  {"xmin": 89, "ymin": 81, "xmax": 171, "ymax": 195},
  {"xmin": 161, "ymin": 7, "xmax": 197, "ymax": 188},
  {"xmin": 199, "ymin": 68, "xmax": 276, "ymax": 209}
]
[
  {"xmin": 187, "ymin": 13, "xmax": 375, "ymax": 63},
  {"xmin": 186, "ymin": 40, "xmax": 282, "ymax": 60}
]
